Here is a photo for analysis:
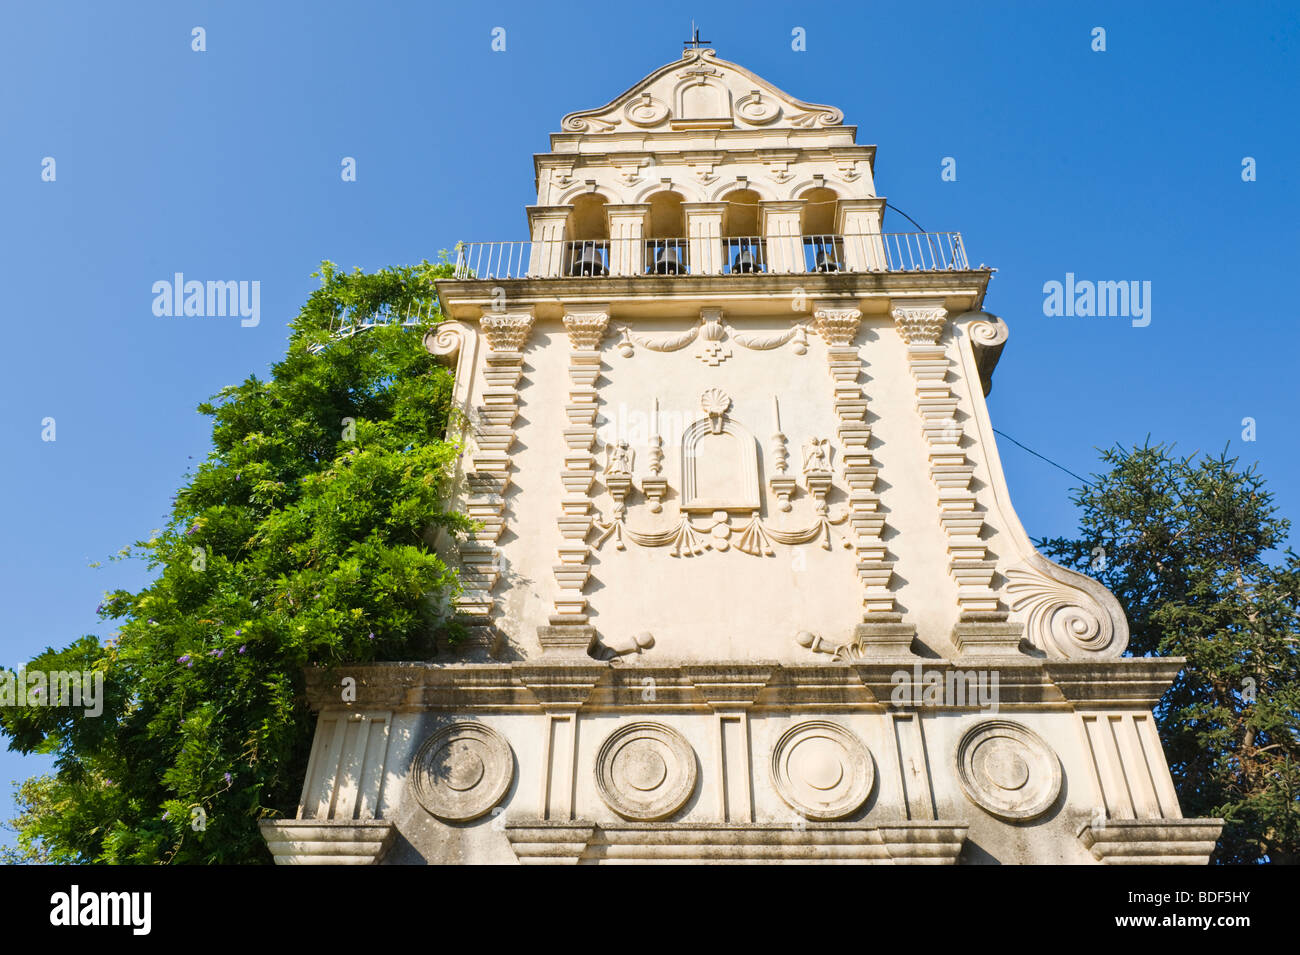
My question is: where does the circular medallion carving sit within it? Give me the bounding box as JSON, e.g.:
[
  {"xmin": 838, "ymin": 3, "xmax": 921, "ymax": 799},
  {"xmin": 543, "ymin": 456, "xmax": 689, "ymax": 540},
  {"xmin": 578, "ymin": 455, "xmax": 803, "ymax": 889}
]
[
  {"xmin": 624, "ymin": 94, "xmax": 670, "ymax": 127},
  {"xmin": 734, "ymin": 91, "xmax": 779, "ymax": 125},
  {"xmin": 954, "ymin": 720, "xmax": 1061, "ymax": 821},
  {"xmin": 410, "ymin": 722, "xmax": 513, "ymax": 822},
  {"xmin": 771, "ymin": 721, "xmax": 873, "ymax": 821},
  {"xmin": 595, "ymin": 722, "xmax": 697, "ymax": 821}
]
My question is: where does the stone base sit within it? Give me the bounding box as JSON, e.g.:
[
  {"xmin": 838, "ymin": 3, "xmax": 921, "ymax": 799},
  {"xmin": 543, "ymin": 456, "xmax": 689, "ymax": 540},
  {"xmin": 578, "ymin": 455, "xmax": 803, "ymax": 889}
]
[
  {"xmin": 951, "ymin": 620, "xmax": 1026, "ymax": 660},
  {"xmin": 504, "ymin": 820, "xmax": 967, "ymax": 865},
  {"xmin": 260, "ymin": 819, "xmax": 396, "ymax": 865},
  {"xmin": 1077, "ymin": 818, "xmax": 1223, "ymax": 865},
  {"xmin": 853, "ymin": 622, "xmax": 918, "ymax": 661},
  {"xmin": 537, "ymin": 624, "xmax": 598, "ymax": 659}
]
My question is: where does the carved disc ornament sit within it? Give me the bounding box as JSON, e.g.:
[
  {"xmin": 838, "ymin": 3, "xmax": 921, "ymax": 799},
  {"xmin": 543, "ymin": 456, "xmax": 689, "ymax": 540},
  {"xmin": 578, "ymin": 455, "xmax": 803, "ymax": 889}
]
[
  {"xmin": 771, "ymin": 721, "xmax": 874, "ymax": 820},
  {"xmin": 411, "ymin": 722, "xmax": 514, "ymax": 822},
  {"xmin": 954, "ymin": 720, "xmax": 1061, "ymax": 821},
  {"xmin": 595, "ymin": 722, "xmax": 698, "ymax": 821}
]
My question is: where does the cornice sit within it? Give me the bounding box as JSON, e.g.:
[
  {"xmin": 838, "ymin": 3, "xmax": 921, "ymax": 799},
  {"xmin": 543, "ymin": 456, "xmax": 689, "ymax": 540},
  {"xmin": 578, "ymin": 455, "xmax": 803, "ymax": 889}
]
[
  {"xmin": 302, "ymin": 659, "xmax": 1183, "ymax": 713},
  {"xmin": 435, "ymin": 272, "xmax": 992, "ymax": 323}
]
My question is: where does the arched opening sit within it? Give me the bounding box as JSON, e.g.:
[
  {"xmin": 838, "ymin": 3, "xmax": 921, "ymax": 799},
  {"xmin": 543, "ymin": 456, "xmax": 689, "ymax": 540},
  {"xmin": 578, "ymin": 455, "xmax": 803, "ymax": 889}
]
[
  {"xmin": 644, "ymin": 191, "xmax": 687, "ymax": 274},
  {"xmin": 800, "ymin": 187, "xmax": 843, "ymax": 272},
  {"xmin": 566, "ymin": 193, "xmax": 610, "ymax": 276},
  {"xmin": 720, "ymin": 188, "xmax": 764, "ymax": 274}
]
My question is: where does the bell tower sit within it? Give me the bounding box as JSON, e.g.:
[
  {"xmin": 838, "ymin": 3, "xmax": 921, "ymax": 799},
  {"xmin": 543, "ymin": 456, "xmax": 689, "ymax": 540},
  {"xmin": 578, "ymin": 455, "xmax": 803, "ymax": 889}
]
[{"xmin": 262, "ymin": 48, "xmax": 1223, "ymax": 865}]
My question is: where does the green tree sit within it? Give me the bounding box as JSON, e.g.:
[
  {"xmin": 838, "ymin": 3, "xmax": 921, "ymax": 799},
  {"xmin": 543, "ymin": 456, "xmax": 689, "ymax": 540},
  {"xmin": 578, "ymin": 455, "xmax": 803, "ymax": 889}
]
[
  {"xmin": 1039, "ymin": 442, "xmax": 1300, "ymax": 863},
  {"xmin": 0, "ymin": 261, "xmax": 469, "ymax": 864}
]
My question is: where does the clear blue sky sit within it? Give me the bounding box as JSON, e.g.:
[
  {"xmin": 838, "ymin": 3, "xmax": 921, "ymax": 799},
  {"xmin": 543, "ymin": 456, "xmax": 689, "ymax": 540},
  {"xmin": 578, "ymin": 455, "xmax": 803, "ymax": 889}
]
[{"xmin": 1, "ymin": 1, "xmax": 1296, "ymax": 849}]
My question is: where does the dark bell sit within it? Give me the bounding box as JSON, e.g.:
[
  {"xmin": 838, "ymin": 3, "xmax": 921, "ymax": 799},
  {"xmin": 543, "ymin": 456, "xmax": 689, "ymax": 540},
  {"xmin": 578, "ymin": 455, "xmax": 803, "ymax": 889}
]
[
  {"xmin": 731, "ymin": 248, "xmax": 760, "ymax": 273},
  {"xmin": 815, "ymin": 249, "xmax": 842, "ymax": 272},
  {"xmin": 653, "ymin": 245, "xmax": 683, "ymax": 274},
  {"xmin": 572, "ymin": 243, "xmax": 607, "ymax": 276}
]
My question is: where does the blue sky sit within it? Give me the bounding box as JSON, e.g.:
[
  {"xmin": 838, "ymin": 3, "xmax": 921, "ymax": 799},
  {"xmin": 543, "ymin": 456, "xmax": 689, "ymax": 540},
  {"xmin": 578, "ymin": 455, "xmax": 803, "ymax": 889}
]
[{"xmin": 1, "ymin": 0, "xmax": 1296, "ymax": 849}]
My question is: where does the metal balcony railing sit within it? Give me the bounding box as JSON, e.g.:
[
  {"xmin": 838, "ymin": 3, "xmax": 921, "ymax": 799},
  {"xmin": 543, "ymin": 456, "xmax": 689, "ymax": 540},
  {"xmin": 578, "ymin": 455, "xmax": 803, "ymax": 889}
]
[{"xmin": 451, "ymin": 232, "xmax": 969, "ymax": 279}]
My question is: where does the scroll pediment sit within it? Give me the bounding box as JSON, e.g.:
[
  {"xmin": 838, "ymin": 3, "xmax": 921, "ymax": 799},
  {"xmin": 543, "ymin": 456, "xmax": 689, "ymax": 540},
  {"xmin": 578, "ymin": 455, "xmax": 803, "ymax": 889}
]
[{"xmin": 560, "ymin": 49, "xmax": 844, "ymax": 134}]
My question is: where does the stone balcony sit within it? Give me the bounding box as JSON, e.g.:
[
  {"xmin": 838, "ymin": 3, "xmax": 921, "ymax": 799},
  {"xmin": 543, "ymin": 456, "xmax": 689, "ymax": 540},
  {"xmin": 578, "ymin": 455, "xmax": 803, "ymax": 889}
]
[
  {"xmin": 437, "ymin": 232, "xmax": 990, "ymax": 324},
  {"xmin": 453, "ymin": 231, "xmax": 969, "ymax": 280}
]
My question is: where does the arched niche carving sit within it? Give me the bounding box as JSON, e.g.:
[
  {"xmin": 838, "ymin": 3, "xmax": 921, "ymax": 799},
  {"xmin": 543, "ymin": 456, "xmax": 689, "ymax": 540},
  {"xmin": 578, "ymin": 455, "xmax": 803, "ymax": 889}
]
[
  {"xmin": 673, "ymin": 76, "xmax": 732, "ymax": 125},
  {"xmin": 680, "ymin": 393, "xmax": 760, "ymax": 513}
]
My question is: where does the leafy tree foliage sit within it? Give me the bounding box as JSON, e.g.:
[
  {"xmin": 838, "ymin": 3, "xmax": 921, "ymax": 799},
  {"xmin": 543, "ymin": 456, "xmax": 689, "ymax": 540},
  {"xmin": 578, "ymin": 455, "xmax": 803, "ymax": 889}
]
[
  {"xmin": 1039, "ymin": 442, "xmax": 1300, "ymax": 863},
  {"xmin": 1, "ymin": 261, "xmax": 469, "ymax": 863}
]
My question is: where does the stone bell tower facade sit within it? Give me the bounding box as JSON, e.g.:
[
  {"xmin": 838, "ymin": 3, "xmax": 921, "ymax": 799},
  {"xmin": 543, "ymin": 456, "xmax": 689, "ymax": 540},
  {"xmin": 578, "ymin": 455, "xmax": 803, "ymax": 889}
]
[{"xmin": 262, "ymin": 49, "xmax": 1222, "ymax": 864}]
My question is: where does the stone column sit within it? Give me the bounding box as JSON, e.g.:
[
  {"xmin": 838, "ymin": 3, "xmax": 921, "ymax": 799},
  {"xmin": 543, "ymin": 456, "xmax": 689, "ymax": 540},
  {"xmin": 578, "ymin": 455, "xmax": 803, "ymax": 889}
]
[
  {"xmin": 761, "ymin": 200, "xmax": 806, "ymax": 274},
  {"xmin": 526, "ymin": 205, "xmax": 570, "ymax": 278},
  {"xmin": 812, "ymin": 302, "xmax": 904, "ymax": 646},
  {"xmin": 458, "ymin": 308, "xmax": 534, "ymax": 616},
  {"xmin": 892, "ymin": 299, "xmax": 1015, "ymax": 653},
  {"xmin": 605, "ymin": 204, "xmax": 650, "ymax": 276},
  {"xmin": 683, "ymin": 202, "xmax": 727, "ymax": 276},
  {"xmin": 837, "ymin": 198, "xmax": 887, "ymax": 272},
  {"xmin": 547, "ymin": 305, "xmax": 609, "ymax": 639}
]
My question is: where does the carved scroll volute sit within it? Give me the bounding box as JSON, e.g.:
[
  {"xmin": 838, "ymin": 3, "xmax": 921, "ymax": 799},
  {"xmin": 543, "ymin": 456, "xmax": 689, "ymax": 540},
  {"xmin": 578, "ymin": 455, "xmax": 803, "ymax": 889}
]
[
  {"xmin": 959, "ymin": 311, "xmax": 1010, "ymax": 397},
  {"xmin": 424, "ymin": 321, "xmax": 479, "ymax": 422},
  {"xmin": 1006, "ymin": 553, "xmax": 1130, "ymax": 660}
]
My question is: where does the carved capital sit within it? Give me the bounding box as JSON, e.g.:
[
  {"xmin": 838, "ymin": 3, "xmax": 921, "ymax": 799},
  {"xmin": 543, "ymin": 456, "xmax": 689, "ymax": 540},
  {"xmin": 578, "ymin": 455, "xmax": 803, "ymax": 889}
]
[
  {"xmin": 812, "ymin": 302, "xmax": 862, "ymax": 346},
  {"xmin": 479, "ymin": 309, "xmax": 535, "ymax": 351},
  {"xmin": 562, "ymin": 306, "xmax": 610, "ymax": 349},
  {"xmin": 891, "ymin": 301, "xmax": 948, "ymax": 345}
]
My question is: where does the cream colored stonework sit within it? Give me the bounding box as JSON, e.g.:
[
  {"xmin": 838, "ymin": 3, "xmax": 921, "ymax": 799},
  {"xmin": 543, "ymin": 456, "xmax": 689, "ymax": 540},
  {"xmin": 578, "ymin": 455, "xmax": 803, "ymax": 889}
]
[{"xmin": 264, "ymin": 49, "xmax": 1221, "ymax": 865}]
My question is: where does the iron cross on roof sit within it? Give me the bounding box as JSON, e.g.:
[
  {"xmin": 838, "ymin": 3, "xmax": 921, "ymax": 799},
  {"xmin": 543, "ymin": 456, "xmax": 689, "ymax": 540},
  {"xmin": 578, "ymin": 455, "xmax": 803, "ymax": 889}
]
[{"xmin": 683, "ymin": 23, "xmax": 711, "ymax": 50}]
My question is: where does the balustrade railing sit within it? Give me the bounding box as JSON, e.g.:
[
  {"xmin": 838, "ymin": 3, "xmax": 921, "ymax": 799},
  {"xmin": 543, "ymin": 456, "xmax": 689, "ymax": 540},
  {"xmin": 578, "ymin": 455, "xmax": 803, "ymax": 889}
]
[{"xmin": 452, "ymin": 232, "xmax": 968, "ymax": 279}]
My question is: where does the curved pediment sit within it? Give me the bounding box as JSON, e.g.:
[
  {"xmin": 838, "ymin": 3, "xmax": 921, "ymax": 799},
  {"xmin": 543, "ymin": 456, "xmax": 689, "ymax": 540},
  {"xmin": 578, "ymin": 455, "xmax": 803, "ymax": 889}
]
[{"xmin": 560, "ymin": 48, "xmax": 844, "ymax": 134}]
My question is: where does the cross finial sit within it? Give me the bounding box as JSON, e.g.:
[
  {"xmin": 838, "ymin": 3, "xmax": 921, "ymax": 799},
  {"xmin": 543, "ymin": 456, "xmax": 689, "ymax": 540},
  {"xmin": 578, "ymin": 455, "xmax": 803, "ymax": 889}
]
[{"xmin": 683, "ymin": 21, "xmax": 710, "ymax": 50}]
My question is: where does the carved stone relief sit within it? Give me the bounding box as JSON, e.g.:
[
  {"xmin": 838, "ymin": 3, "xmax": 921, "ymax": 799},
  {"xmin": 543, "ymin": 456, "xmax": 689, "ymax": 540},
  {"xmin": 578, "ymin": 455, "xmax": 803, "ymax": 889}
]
[
  {"xmin": 954, "ymin": 720, "xmax": 1061, "ymax": 821},
  {"xmin": 616, "ymin": 309, "xmax": 808, "ymax": 363},
  {"xmin": 410, "ymin": 722, "xmax": 514, "ymax": 822},
  {"xmin": 592, "ymin": 386, "xmax": 850, "ymax": 557},
  {"xmin": 771, "ymin": 721, "xmax": 874, "ymax": 820},
  {"xmin": 595, "ymin": 722, "xmax": 698, "ymax": 821}
]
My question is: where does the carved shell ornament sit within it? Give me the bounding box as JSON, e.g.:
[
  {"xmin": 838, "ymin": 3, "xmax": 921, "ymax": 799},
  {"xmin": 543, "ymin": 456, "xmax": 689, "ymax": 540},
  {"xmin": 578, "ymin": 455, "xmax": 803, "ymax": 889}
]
[
  {"xmin": 1005, "ymin": 553, "xmax": 1129, "ymax": 659},
  {"xmin": 700, "ymin": 387, "xmax": 731, "ymax": 432}
]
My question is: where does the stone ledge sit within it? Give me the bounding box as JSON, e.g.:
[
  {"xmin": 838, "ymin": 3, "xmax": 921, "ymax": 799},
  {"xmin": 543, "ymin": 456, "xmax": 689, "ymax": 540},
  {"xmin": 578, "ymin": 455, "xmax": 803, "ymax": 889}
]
[
  {"xmin": 260, "ymin": 819, "xmax": 396, "ymax": 866},
  {"xmin": 302, "ymin": 659, "xmax": 1187, "ymax": 712},
  {"xmin": 504, "ymin": 820, "xmax": 967, "ymax": 865},
  {"xmin": 1077, "ymin": 818, "xmax": 1223, "ymax": 865}
]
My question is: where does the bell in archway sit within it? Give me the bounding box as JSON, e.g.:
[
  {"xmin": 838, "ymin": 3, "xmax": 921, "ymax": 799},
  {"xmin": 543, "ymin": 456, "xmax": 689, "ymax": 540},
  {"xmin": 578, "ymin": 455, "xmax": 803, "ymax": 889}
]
[
  {"xmin": 815, "ymin": 248, "xmax": 842, "ymax": 272},
  {"xmin": 571, "ymin": 242, "xmax": 607, "ymax": 276},
  {"xmin": 653, "ymin": 244, "xmax": 683, "ymax": 274},
  {"xmin": 731, "ymin": 247, "xmax": 760, "ymax": 273}
]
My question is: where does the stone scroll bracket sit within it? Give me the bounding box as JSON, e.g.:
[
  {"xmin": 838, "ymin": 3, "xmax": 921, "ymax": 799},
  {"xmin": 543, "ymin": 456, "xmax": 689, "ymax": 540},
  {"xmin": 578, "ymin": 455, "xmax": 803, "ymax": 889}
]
[
  {"xmin": 812, "ymin": 301, "xmax": 901, "ymax": 629},
  {"xmin": 891, "ymin": 299, "xmax": 1016, "ymax": 649},
  {"xmin": 550, "ymin": 304, "xmax": 610, "ymax": 629},
  {"xmin": 449, "ymin": 308, "xmax": 534, "ymax": 618},
  {"xmin": 425, "ymin": 321, "xmax": 482, "ymax": 603},
  {"xmin": 948, "ymin": 311, "xmax": 1131, "ymax": 662}
]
